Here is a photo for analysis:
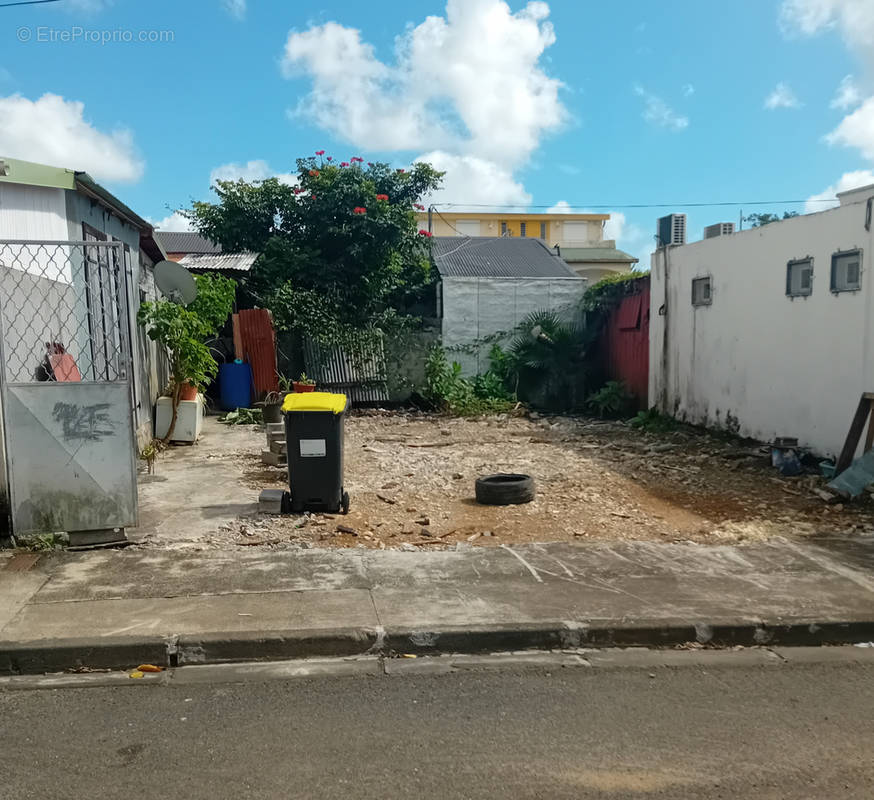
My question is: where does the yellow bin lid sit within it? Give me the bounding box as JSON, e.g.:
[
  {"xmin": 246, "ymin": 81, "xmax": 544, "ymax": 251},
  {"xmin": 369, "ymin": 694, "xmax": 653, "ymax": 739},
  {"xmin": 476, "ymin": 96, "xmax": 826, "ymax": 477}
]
[{"xmin": 282, "ymin": 391, "xmax": 348, "ymax": 414}]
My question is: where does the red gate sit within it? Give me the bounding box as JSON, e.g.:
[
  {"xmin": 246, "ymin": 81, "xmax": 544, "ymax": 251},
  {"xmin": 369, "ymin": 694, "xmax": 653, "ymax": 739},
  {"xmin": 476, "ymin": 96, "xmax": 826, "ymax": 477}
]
[{"xmin": 600, "ymin": 276, "xmax": 650, "ymax": 409}]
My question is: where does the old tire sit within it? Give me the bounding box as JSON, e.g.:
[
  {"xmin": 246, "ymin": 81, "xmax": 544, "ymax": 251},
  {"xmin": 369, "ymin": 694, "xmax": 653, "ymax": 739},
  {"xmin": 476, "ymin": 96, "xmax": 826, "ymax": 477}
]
[{"xmin": 475, "ymin": 474, "xmax": 535, "ymax": 506}]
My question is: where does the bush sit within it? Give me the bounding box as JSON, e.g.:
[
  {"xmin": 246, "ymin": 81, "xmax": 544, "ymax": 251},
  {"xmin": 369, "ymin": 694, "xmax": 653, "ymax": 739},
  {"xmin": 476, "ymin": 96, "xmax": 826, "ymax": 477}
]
[
  {"xmin": 629, "ymin": 407, "xmax": 677, "ymax": 433},
  {"xmin": 586, "ymin": 380, "xmax": 635, "ymax": 418},
  {"xmin": 424, "ymin": 347, "xmax": 515, "ymax": 416}
]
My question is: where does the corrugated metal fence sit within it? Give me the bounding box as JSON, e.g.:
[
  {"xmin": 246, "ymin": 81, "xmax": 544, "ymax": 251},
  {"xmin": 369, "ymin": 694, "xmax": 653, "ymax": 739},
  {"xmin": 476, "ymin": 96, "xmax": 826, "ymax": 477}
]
[
  {"xmin": 303, "ymin": 332, "xmax": 389, "ymax": 405},
  {"xmin": 600, "ymin": 276, "xmax": 650, "ymax": 409},
  {"xmin": 238, "ymin": 308, "xmax": 278, "ymax": 396}
]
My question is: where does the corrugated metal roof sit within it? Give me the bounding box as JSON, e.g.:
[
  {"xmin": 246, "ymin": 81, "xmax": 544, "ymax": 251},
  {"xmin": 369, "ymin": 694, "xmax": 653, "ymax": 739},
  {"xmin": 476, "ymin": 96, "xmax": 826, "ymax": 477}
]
[
  {"xmin": 431, "ymin": 237, "xmax": 580, "ymax": 279},
  {"xmin": 155, "ymin": 230, "xmax": 222, "ymax": 254},
  {"xmin": 179, "ymin": 252, "xmax": 257, "ymax": 272},
  {"xmin": 560, "ymin": 246, "xmax": 639, "ymax": 263}
]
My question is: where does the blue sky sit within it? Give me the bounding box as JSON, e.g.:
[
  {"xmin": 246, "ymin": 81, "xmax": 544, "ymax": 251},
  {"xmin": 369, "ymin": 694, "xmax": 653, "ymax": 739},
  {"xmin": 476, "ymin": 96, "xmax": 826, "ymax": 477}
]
[{"xmin": 1, "ymin": 0, "xmax": 873, "ymax": 260}]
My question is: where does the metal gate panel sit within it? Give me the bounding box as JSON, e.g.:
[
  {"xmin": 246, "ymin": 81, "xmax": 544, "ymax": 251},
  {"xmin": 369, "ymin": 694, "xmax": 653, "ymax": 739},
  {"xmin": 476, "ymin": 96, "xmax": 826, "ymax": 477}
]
[
  {"xmin": 0, "ymin": 240, "xmax": 137, "ymax": 536},
  {"xmin": 3, "ymin": 382, "xmax": 136, "ymax": 533}
]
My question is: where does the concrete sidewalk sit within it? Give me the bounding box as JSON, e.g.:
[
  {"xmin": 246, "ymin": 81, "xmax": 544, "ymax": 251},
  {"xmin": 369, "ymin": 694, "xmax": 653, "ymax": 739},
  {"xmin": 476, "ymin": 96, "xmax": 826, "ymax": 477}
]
[{"xmin": 2, "ymin": 536, "xmax": 874, "ymax": 674}]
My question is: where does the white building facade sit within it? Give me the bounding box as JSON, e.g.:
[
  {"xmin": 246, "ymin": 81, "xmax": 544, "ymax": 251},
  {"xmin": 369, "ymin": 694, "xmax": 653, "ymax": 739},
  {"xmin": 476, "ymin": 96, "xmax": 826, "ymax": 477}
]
[{"xmin": 649, "ymin": 185, "xmax": 874, "ymax": 457}]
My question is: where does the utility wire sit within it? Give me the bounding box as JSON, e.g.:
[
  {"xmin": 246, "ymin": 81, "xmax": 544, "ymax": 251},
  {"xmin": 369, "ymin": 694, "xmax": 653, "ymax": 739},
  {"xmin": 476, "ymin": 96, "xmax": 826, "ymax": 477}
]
[{"xmin": 0, "ymin": 0, "xmax": 61, "ymax": 7}]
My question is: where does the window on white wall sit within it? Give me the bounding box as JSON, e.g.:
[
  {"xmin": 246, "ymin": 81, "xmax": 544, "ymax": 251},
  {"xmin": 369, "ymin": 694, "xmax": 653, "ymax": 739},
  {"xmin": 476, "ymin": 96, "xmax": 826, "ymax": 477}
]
[
  {"xmin": 520, "ymin": 222, "xmax": 527, "ymax": 238},
  {"xmin": 831, "ymin": 250, "xmax": 862, "ymax": 293},
  {"xmin": 691, "ymin": 276, "xmax": 712, "ymax": 306},
  {"xmin": 540, "ymin": 222, "xmax": 547, "ymax": 239},
  {"xmin": 786, "ymin": 258, "xmax": 813, "ymax": 297}
]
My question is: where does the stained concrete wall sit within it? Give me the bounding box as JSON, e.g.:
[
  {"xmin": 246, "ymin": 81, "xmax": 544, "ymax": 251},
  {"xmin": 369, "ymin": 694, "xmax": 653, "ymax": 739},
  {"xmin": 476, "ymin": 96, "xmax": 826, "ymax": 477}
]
[
  {"xmin": 649, "ymin": 188, "xmax": 874, "ymax": 457},
  {"xmin": 442, "ymin": 277, "xmax": 587, "ymax": 374}
]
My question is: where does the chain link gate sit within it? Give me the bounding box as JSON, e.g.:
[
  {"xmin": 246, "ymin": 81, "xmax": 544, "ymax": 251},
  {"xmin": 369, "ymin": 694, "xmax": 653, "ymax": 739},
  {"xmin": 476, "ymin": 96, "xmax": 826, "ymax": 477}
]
[{"xmin": 0, "ymin": 240, "xmax": 137, "ymax": 539}]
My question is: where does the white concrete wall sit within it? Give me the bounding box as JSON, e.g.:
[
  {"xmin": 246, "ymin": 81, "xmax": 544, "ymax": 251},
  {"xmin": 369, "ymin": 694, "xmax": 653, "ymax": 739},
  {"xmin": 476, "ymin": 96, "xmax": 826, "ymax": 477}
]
[
  {"xmin": 442, "ymin": 277, "xmax": 587, "ymax": 374},
  {"xmin": 649, "ymin": 192, "xmax": 874, "ymax": 457}
]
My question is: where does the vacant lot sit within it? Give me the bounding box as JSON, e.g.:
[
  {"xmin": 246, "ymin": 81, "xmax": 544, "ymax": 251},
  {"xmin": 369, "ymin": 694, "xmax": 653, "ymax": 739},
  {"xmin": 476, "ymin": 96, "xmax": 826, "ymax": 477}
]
[{"xmin": 135, "ymin": 412, "xmax": 874, "ymax": 551}]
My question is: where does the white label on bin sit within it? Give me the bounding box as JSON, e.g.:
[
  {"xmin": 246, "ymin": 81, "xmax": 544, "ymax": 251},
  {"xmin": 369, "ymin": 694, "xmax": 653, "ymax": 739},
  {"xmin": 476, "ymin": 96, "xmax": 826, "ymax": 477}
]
[{"xmin": 300, "ymin": 438, "xmax": 327, "ymax": 458}]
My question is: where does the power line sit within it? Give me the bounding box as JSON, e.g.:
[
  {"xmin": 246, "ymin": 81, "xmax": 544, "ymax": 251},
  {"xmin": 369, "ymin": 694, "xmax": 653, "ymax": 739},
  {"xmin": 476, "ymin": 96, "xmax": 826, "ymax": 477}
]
[
  {"xmin": 0, "ymin": 0, "xmax": 61, "ymax": 7},
  {"xmin": 435, "ymin": 199, "xmax": 836, "ymax": 210}
]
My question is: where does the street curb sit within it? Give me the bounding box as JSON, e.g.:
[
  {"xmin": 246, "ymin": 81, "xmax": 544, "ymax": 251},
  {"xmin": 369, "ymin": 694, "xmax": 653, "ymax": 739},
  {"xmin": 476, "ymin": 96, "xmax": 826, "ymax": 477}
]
[
  {"xmin": 0, "ymin": 636, "xmax": 169, "ymax": 675},
  {"xmin": 2, "ymin": 618, "xmax": 874, "ymax": 675}
]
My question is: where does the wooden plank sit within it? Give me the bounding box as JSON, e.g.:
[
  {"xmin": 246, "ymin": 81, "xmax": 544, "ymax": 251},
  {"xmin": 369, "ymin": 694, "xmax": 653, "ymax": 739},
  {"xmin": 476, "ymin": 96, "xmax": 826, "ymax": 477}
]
[
  {"xmin": 865, "ymin": 407, "xmax": 874, "ymax": 454},
  {"xmin": 232, "ymin": 314, "xmax": 243, "ymax": 361},
  {"xmin": 835, "ymin": 395, "xmax": 873, "ymax": 474}
]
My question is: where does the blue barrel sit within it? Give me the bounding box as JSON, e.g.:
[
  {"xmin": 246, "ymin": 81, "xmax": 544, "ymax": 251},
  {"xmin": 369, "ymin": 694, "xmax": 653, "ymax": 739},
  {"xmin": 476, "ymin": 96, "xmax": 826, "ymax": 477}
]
[{"xmin": 219, "ymin": 362, "xmax": 253, "ymax": 411}]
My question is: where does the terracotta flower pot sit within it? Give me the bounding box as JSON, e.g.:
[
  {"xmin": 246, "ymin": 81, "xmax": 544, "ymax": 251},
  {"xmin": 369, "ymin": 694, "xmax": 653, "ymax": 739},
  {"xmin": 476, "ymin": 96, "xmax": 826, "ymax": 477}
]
[
  {"xmin": 293, "ymin": 382, "xmax": 316, "ymax": 393},
  {"xmin": 179, "ymin": 383, "xmax": 199, "ymax": 401}
]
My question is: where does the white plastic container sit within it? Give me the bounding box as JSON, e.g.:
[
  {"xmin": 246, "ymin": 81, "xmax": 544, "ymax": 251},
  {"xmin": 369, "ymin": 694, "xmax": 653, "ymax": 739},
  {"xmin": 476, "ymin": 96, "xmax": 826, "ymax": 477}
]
[{"xmin": 155, "ymin": 395, "xmax": 203, "ymax": 442}]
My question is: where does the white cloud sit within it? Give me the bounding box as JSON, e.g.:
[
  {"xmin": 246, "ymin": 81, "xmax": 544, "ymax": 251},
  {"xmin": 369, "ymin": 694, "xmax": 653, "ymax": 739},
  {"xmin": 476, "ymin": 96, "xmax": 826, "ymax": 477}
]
[
  {"xmin": 825, "ymin": 96, "xmax": 874, "ymax": 159},
  {"xmin": 209, "ymin": 159, "xmax": 296, "ymax": 185},
  {"xmin": 222, "ymin": 0, "xmax": 246, "ymax": 20},
  {"xmin": 764, "ymin": 82, "xmax": 802, "ymax": 109},
  {"xmin": 0, "ymin": 93, "xmax": 143, "ymax": 183},
  {"xmin": 149, "ymin": 211, "xmax": 193, "ymax": 232},
  {"xmin": 281, "ymin": 0, "xmax": 564, "ymax": 207},
  {"xmin": 780, "ymin": 0, "xmax": 874, "ymax": 56},
  {"xmin": 832, "ymin": 74, "xmax": 863, "ymax": 109},
  {"xmin": 805, "ymin": 169, "xmax": 874, "ymax": 212},
  {"xmin": 415, "ymin": 151, "xmax": 530, "ymax": 209},
  {"xmin": 682, "ymin": 83, "xmax": 695, "ymax": 97},
  {"xmin": 634, "ymin": 86, "xmax": 689, "ymax": 131}
]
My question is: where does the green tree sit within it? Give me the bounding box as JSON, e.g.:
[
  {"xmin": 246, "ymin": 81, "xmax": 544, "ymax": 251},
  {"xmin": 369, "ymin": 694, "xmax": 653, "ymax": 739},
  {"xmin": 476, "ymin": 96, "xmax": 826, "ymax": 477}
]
[
  {"xmin": 187, "ymin": 156, "xmax": 443, "ymax": 343},
  {"xmin": 743, "ymin": 211, "xmax": 799, "ymax": 227}
]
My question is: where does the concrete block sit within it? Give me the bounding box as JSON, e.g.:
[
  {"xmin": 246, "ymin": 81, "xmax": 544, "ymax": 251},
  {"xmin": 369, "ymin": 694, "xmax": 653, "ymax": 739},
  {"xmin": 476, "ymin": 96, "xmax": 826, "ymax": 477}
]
[
  {"xmin": 261, "ymin": 450, "xmax": 287, "ymax": 467},
  {"xmin": 269, "ymin": 440, "xmax": 288, "ymax": 456},
  {"xmin": 266, "ymin": 422, "xmax": 285, "ymax": 436},
  {"xmin": 259, "ymin": 489, "xmax": 288, "ymax": 515}
]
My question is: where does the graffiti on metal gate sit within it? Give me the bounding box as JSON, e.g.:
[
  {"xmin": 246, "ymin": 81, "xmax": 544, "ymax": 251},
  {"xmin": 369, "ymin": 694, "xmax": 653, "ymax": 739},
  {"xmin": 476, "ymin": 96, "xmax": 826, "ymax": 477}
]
[{"xmin": 52, "ymin": 402, "xmax": 114, "ymax": 441}]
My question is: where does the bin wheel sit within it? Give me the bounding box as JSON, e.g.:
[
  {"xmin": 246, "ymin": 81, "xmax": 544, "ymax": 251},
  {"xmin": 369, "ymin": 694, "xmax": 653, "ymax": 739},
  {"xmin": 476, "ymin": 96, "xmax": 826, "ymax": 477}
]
[{"xmin": 341, "ymin": 491, "xmax": 350, "ymax": 515}]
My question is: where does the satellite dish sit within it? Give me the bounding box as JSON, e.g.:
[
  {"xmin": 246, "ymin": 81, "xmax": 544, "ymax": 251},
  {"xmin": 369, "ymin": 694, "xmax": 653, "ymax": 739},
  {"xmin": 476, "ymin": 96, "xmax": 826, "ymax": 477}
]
[{"xmin": 154, "ymin": 260, "xmax": 197, "ymax": 305}]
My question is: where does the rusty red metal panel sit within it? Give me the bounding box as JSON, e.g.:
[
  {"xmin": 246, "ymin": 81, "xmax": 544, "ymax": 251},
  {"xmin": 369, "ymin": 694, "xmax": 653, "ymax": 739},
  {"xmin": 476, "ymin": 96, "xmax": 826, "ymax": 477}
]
[
  {"xmin": 238, "ymin": 308, "xmax": 279, "ymax": 397},
  {"xmin": 600, "ymin": 277, "xmax": 650, "ymax": 409}
]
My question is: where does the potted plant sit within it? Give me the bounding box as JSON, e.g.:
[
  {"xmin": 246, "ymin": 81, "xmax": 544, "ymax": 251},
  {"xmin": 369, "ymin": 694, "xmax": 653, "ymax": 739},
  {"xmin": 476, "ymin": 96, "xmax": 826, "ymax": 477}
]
[
  {"xmin": 138, "ymin": 273, "xmax": 236, "ymax": 443},
  {"xmin": 293, "ymin": 372, "xmax": 316, "ymax": 393}
]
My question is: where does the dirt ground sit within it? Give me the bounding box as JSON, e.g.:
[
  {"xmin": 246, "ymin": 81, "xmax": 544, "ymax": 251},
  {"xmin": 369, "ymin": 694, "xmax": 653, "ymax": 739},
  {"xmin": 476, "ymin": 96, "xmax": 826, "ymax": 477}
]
[{"xmin": 162, "ymin": 410, "xmax": 874, "ymax": 552}]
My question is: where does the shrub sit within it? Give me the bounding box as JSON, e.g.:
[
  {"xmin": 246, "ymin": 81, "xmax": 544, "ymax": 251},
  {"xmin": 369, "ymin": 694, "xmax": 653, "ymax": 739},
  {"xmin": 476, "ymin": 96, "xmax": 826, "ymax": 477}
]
[
  {"xmin": 586, "ymin": 380, "xmax": 635, "ymax": 418},
  {"xmin": 629, "ymin": 407, "xmax": 677, "ymax": 433},
  {"xmin": 424, "ymin": 346, "xmax": 514, "ymax": 416}
]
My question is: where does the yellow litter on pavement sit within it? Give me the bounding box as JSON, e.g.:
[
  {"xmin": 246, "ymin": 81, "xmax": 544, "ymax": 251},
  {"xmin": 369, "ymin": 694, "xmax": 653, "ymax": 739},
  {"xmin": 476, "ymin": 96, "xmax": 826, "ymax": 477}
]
[{"xmin": 282, "ymin": 392, "xmax": 347, "ymax": 414}]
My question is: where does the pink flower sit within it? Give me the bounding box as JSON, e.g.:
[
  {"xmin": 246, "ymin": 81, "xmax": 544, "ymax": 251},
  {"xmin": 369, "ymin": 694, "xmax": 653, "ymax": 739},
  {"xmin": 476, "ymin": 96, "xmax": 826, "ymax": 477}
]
[
  {"xmin": 367, "ymin": 162, "xmax": 374, "ymax": 167},
  {"xmin": 414, "ymin": 203, "xmax": 425, "ymax": 211},
  {"xmin": 293, "ymin": 187, "xmax": 302, "ymax": 194},
  {"xmin": 351, "ymin": 157, "xmax": 364, "ymax": 163},
  {"xmin": 327, "ymin": 156, "xmax": 333, "ymax": 162},
  {"xmin": 340, "ymin": 162, "xmax": 350, "ymax": 167},
  {"xmin": 353, "ymin": 206, "xmax": 367, "ymax": 215},
  {"xmin": 308, "ymin": 169, "xmax": 319, "ymax": 177},
  {"xmin": 397, "ymin": 168, "xmax": 405, "ymax": 173},
  {"xmin": 315, "ymin": 150, "xmax": 325, "ymax": 156},
  {"xmin": 376, "ymin": 194, "xmax": 389, "ymax": 202},
  {"xmin": 418, "ymin": 229, "xmax": 432, "ymax": 237},
  {"xmin": 310, "ymin": 193, "xmax": 316, "ymax": 200}
]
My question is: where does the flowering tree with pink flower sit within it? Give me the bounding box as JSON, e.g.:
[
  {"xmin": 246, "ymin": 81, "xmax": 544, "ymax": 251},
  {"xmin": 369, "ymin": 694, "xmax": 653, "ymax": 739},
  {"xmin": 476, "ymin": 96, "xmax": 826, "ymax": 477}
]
[{"xmin": 188, "ymin": 154, "xmax": 443, "ymax": 343}]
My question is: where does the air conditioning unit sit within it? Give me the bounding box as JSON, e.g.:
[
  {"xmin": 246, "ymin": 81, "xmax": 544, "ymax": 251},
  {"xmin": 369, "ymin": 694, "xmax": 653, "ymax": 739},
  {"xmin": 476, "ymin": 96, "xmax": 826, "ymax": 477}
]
[
  {"xmin": 657, "ymin": 213, "xmax": 686, "ymax": 246},
  {"xmin": 704, "ymin": 222, "xmax": 735, "ymax": 239}
]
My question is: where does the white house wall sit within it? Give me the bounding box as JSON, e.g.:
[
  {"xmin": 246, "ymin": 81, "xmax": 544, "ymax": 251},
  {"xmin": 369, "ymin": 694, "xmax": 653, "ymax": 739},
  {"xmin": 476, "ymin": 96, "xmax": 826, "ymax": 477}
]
[
  {"xmin": 649, "ymin": 195, "xmax": 874, "ymax": 457},
  {"xmin": 442, "ymin": 277, "xmax": 586, "ymax": 374}
]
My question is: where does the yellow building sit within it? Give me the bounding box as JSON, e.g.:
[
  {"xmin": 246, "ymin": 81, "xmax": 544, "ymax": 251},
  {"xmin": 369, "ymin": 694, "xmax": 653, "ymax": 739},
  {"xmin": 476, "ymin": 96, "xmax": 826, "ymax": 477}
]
[{"xmin": 416, "ymin": 211, "xmax": 638, "ymax": 283}]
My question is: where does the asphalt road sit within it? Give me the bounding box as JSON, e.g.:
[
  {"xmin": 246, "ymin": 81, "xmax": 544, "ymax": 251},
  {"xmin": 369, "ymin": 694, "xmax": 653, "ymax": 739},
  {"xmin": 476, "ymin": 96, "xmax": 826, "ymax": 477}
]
[{"xmin": 2, "ymin": 660, "xmax": 874, "ymax": 799}]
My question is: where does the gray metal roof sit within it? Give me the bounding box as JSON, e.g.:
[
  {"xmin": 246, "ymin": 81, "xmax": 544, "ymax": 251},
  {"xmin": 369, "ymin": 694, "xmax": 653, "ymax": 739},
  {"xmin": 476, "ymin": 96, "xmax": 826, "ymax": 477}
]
[
  {"xmin": 431, "ymin": 237, "xmax": 580, "ymax": 279},
  {"xmin": 154, "ymin": 230, "xmax": 221, "ymax": 255},
  {"xmin": 179, "ymin": 252, "xmax": 257, "ymax": 272}
]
